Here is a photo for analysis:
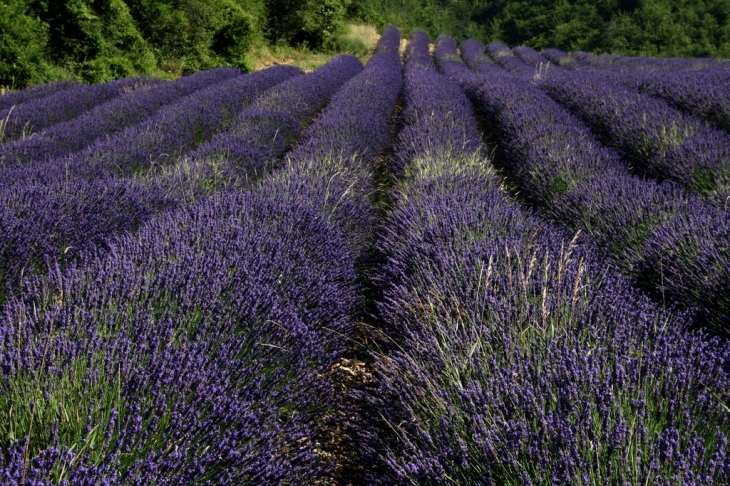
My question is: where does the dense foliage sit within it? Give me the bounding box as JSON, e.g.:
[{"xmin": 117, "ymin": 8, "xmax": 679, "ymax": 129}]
[
  {"xmin": 351, "ymin": 0, "xmax": 730, "ymax": 58},
  {"xmin": 0, "ymin": 0, "xmax": 352, "ymax": 86}
]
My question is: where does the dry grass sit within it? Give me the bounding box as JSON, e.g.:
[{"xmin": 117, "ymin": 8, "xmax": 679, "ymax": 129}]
[
  {"xmin": 250, "ymin": 45, "xmax": 337, "ymax": 73},
  {"xmin": 250, "ymin": 23, "xmax": 382, "ymax": 73},
  {"xmin": 342, "ymin": 23, "xmax": 380, "ymax": 51}
]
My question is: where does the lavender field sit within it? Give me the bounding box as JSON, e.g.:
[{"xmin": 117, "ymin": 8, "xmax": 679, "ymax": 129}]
[{"xmin": 1, "ymin": 26, "xmax": 729, "ymax": 485}]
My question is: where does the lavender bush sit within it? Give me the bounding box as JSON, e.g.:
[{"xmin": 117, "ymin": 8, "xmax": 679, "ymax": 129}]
[
  {"xmin": 540, "ymin": 48, "xmax": 574, "ymax": 67},
  {"xmin": 485, "ymin": 42, "xmax": 535, "ymax": 76},
  {"xmin": 356, "ymin": 32, "xmax": 730, "ymax": 485},
  {"xmin": 440, "ymin": 36, "xmax": 730, "ymax": 331},
  {"xmin": 0, "ymin": 177, "xmax": 175, "ymax": 303},
  {"xmin": 512, "ymin": 45, "xmax": 553, "ymax": 69},
  {"xmin": 392, "ymin": 32, "xmax": 483, "ymax": 178},
  {"xmin": 537, "ymin": 70, "xmax": 730, "ymax": 206},
  {"xmin": 264, "ymin": 26, "xmax": 403, "ymax": 254},
  {"xmin": 0, "ymin": 188, "xmax": 361, "ymax": 484}
]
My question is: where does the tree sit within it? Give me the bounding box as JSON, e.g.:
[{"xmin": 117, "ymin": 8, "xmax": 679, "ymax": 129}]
[{"xmin": 266, "ymin": 0, "xmax": 351, "ymax": 48}]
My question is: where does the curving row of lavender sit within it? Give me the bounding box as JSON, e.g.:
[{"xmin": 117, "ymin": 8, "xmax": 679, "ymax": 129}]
[
  {"xmin": 485, "ymin": 41, "xmax": 535, "ymax": 76},
  {"xmin": 442, "ymin": 36, "xmax": 730, "ymax": 332},
  {"xmin": 0, "ymin": 57, "xmax": 360, "ymax": 306},
  {"xmin": 627, "ymin": 69, "xmax": 730, "ymax": 135},
  {"xmin": 541, "ymin": 49, "xmax": 729, "ymax": 72},
  {"xmin": 0, "ymin": 77, "xmax": 161, "ymax": 144},
  {"xmin": 356, "ymin": 31, "xmax": 730, "ymax": 484},
  {"xmin": 537, "ymin": 71, "xmax": 730, "ymax": 206},
  {"xmin": 262, "ymin": 25, "xmax": 403, "ymax": 256},
  {"xmin": 0, "ymin": 68, "xmax": 242, "ymax": 166}
]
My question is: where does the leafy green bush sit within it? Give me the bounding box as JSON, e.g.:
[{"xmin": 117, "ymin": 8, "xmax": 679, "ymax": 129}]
[
  {"xmin": 0, "ymin": 0, "xmax": 62, "ymax": 87},
  {"xmin": 357, "ymin": 0, "xmax": 730, "ymax": 58},
  {"xmin": 266, "ymin": 0, "xmax": 351, "ymax": 49},
  {"xmin": 125, "ymin": 0, "xmax": 261, "ymax": 73}
]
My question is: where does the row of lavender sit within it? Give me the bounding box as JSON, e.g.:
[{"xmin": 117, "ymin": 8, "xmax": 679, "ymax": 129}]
[
  {"xmin": 454, "ymin": 38, "xmax": 730, "ymax": 333},
  {"xmin": 537, "ymin": 48, "xmax": 730, "ymax": 146},
  {"xmin": 0, "ymin": 56, "xmax": 365, "ymax": 305},
  {"xmin": 492, "ymin": 43, "xmax": 730, "ymax": 207},
  {"xmin": 0, "ymin": 27, "xmax": 407, "ymax": 482},
  {"xmin": 0, "ymin": 78, "xmax": 164, "ymax": 144},
  {"xmin": 354, "ymin": 31, "xmax": 730, "ymax": 484}
]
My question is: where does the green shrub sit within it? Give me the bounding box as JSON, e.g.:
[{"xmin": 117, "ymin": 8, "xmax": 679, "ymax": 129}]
[
  {"xmin": 266, "ymin": 0, "xmax": 351, "ymax": 49},
  {"xmin": 125, "ymin": 0, "xmax": 261, "ymax": 73},
  {"xmin": 0, "ymin": 0, "xmax": 60, "ymax": 87}
]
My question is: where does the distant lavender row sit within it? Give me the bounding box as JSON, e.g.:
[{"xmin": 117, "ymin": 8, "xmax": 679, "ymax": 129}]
[
  {"xmin": 0, "ymin": 68, "xmax": 240, "ymax": 166},
  {"xmin": 485, "ymin": 41, "xmax": 534, "ymax": 76},
  {"xmin": 359, "ymin": 32, "xmax": 730, "ymax": 484},
  {"xmin": 568, "ymin": 50, "xmax": 728, "ymax": 71},
  {"xmin": 0, "ymin": 64, "xmax": 299, "ymax": 301},
  {"xmin": 64, "ymin": 65, "xmax": 302, "ymax": 180},
  {"xmin": 538, "ymin": 70, "xmax": 730, "ymax": 206},
  {"xmin": 392, "ymin": 32, "xmax": 482, "ymax": 177},
  {"xmin": 536, "ymin": 51, "xmax": 730, "ymax": 137},
  {"xmin": 188, "ymin": 54, "xmax": 363, "ymax": 185},
  {"xmin": 512, "ymin": 45, "xmax": 552, "ymax": 68},
  {"xmin": 0, "ymin": 186, "xmax": 360, "ymax": 483},
  {"xmin": 459, "ymin": 39, "xmax": 507, "ymax": 77},
  {"xmin": 626, "ymin": 68, "xmax": 730, "ymax": 135},
  {"xmin": 0, "ymin": 81, "xmax": 78, "ymax": 111},
  {"xmin": 264, "ymin": 26, "xmax": 403, "ymax": 254},
  {"xmin": 450, "ymin": 38, "xmax": 730, "ymax": 331},
  {"xmin": 0, "ymin": 77, "xmax": 160, "ymax": 143},
  {"xmin": 373, "ymin": 24, "xmax": 402, "ymax": 54}
]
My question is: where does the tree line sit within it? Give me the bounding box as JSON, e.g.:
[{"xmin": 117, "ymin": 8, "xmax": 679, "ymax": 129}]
[
  {"xmin": 2, "ymin": 0, "xmax": 729, "ymax": 87},
  {"xmin": 350, "ymin": 0, "xmax": 730, "ymax": 58},
  {"xmin": 1, "ymin": 0, "xmax": 351, "ymax": 86}
]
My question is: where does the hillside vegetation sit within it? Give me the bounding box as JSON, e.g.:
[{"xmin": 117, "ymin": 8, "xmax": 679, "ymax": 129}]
[
  {"xmin": 2, "ymin": 0, "xmax": 729, "ymax": 87},
  {"xmin": 350, "ymin": 0, "xmax": 730, "ymax": 58},
  {"xmin": 1, "ymin": 0, "xmax": 356, "ymax": 86}
]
